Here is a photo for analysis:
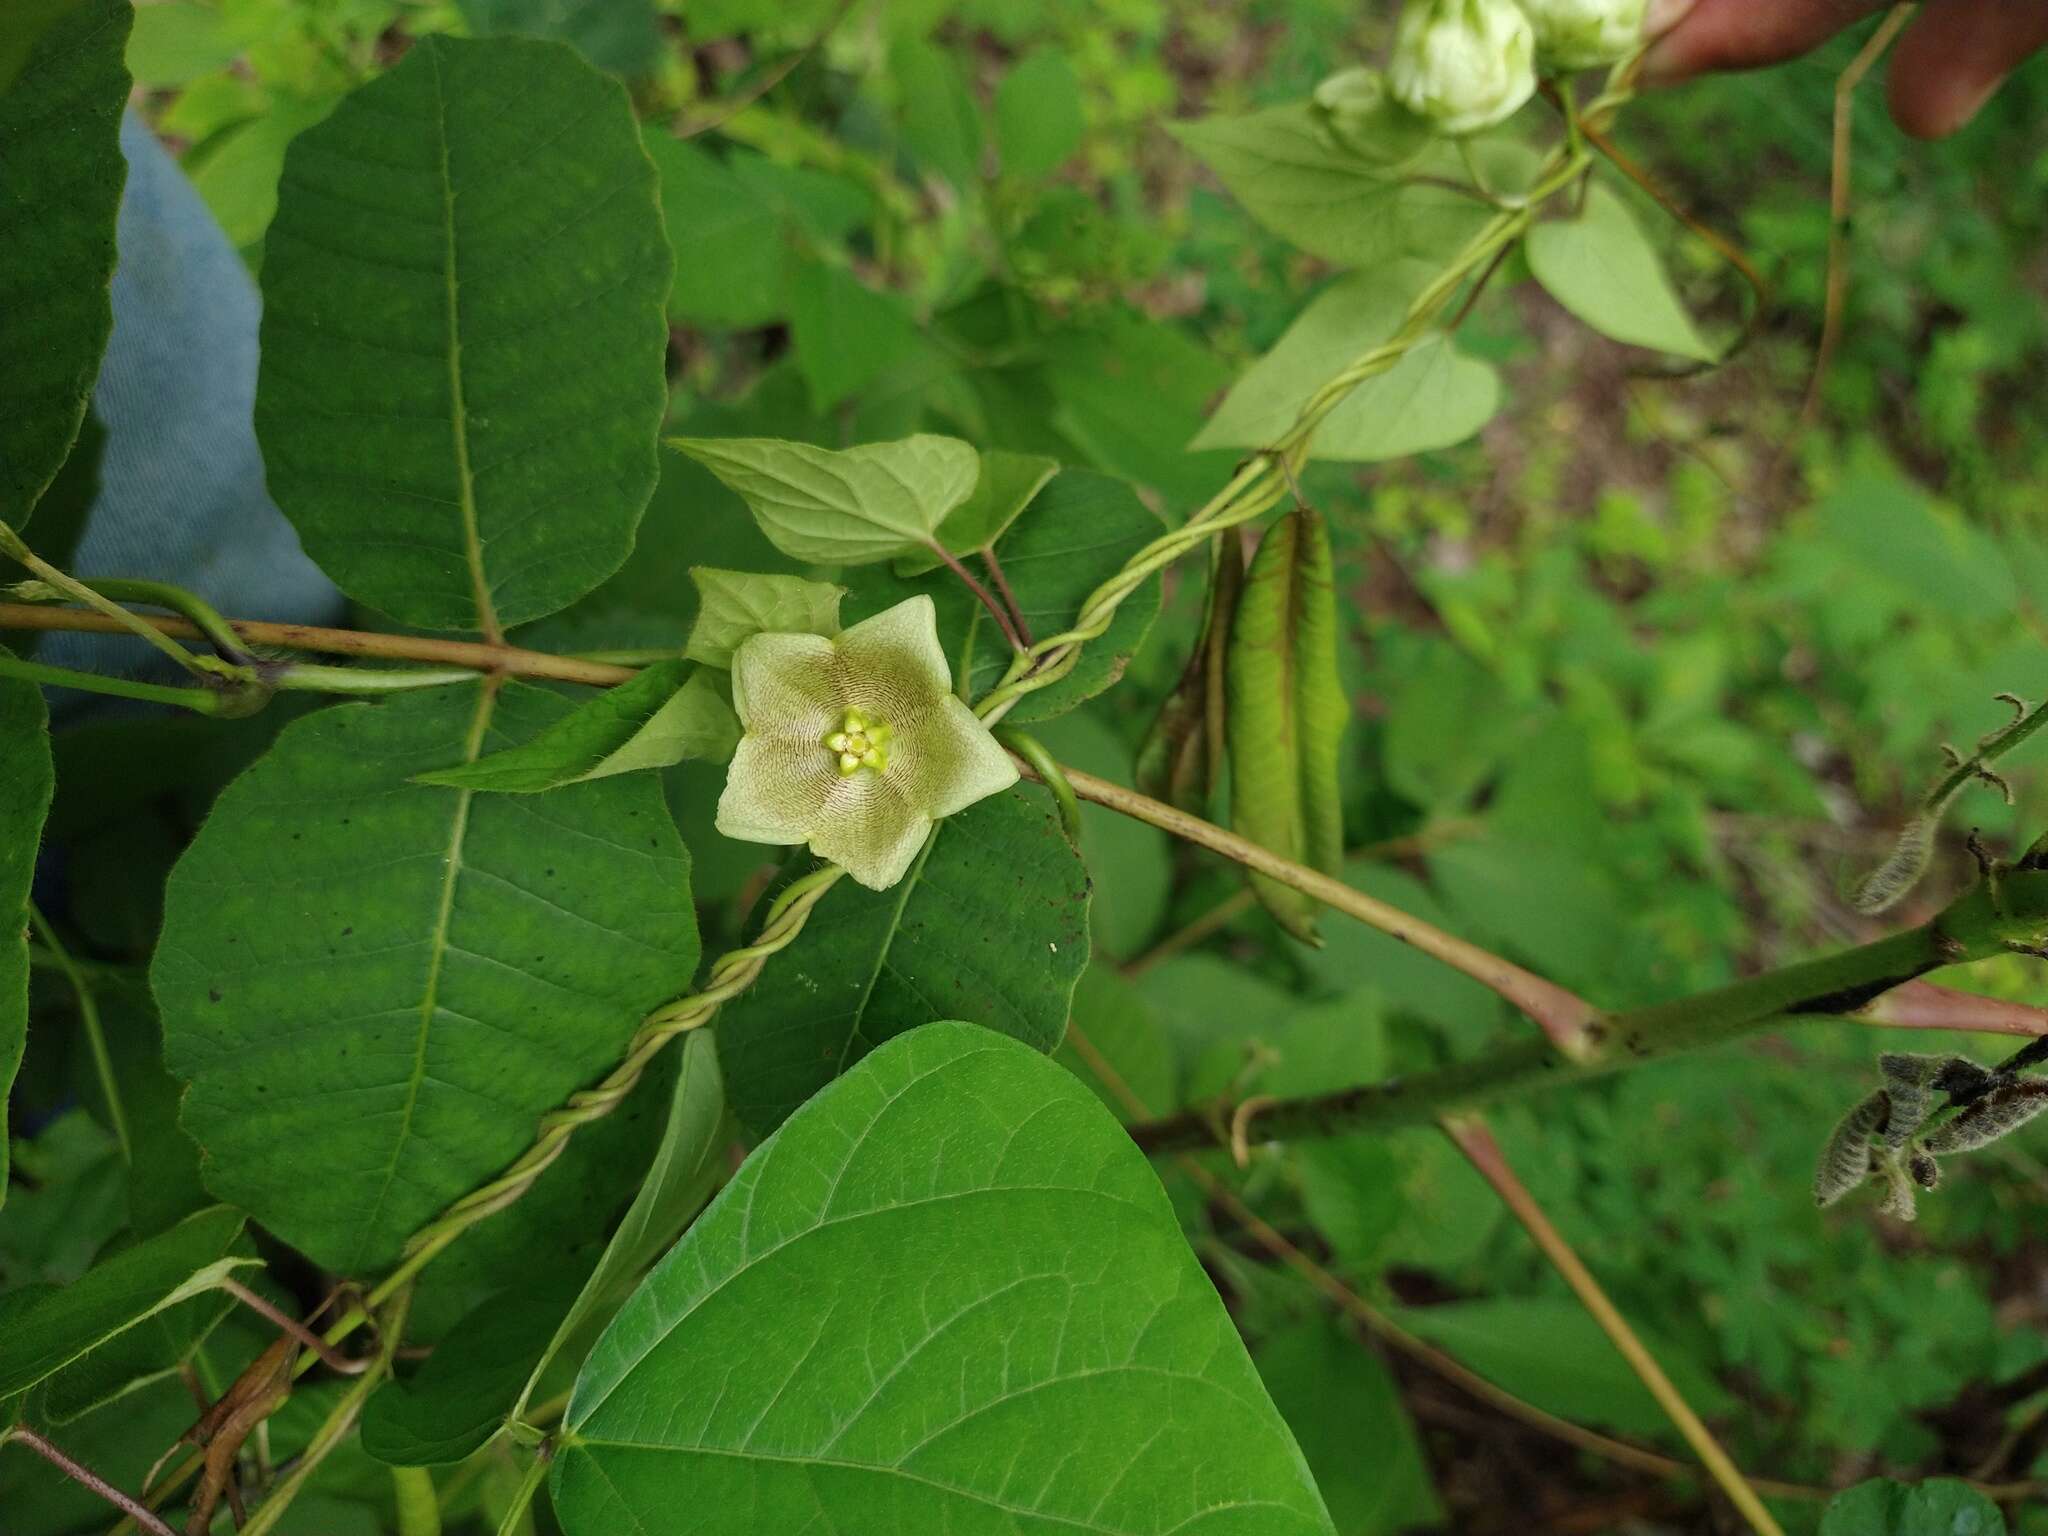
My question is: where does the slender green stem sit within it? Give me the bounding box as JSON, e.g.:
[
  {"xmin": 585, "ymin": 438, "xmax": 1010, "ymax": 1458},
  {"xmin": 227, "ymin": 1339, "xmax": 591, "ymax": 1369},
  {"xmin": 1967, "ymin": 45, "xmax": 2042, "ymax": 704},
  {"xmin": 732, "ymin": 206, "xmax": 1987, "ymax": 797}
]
[
  {"xmin": 0, "ymin": 651, "xmax": 228, "ymax": 714},
  {"xmin": 74, "ymin": 579, "xmax": 252, "ymax": 661},
  {"xmin": 492, "ymin": 1452, "xmax": 550, "ymax": 1536},
  {"xmin": 999, "ymin": 732, "xmax": 1080, "ymax": 842},
  {"xmin": 0, "ymin": 523, "xmax": 210, "ymax": 676},
  {"xmin": 272, "ymin": 662, "xmax": 480, "ymax": 694},
  {"xmin": 28, "ymin": 906, "xmax": 129, "ymax": 1163},
  {"xmin": 1126, "ymin": 912, "xmax": 2017, "ymax": 1156},
  {"xmin": 392, "ymin": 1467, "xmax": 441, "ymax": 1536}
]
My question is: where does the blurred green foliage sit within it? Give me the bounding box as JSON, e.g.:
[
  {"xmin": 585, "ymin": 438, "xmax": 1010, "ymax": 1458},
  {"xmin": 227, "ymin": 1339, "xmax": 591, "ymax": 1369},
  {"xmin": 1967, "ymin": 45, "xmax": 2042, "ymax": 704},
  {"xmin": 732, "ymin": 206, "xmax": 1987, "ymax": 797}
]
[{"xmin": 6, "ymin": 1, "xmax": 2047, "ymax": 1531}]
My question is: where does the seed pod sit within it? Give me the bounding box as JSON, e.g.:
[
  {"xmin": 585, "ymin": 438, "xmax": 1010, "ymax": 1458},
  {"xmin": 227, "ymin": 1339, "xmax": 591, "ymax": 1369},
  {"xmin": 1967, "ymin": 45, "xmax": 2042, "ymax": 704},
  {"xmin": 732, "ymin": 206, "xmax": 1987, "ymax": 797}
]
[
  {"xmin": 1227, "ymin": 509, "xmax": 1349, "ymax": 945},
  {"xmin": 1814, "ymin": 1089, "xmax": 1887, "ymax": 1208},
  {"xmin": 1877, "ymin": 1053, "xmax": 1971, "ymax": 1150},
  {"xmin": 1874, "ymin": 1146, "xmax": 1921, "ymax": 1222},
  {"xmin": 1922, "ymin": 1081, "xmax": 2048, "ymax": 1156},
  {"xmin": 1137, "ymin": 532, "xmax": 1244, "ymax": 816}
]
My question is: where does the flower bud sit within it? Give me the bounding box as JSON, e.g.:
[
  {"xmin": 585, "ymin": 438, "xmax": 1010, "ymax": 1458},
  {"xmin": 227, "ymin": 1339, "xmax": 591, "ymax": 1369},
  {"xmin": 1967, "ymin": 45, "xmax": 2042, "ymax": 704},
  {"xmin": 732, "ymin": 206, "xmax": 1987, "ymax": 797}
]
[
  {"xmin": 1389, "ymin": 0, "xmax": 1537, "ymax": 137},
  {"xmin": 1311, "ymin": 67, "xmax": 1433, "ymax": 168},
  {"xmin": 1516, "ymin": 0, "xmax": 1648, "ymax": 72}
]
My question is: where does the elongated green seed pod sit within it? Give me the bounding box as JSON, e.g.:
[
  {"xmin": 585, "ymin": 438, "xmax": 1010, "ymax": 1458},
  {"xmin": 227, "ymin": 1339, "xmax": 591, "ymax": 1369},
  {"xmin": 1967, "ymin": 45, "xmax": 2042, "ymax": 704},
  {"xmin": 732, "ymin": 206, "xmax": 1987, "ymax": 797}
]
[
  {"xmin": 1226, "ymin": 508, "xmax": 1348, "ymax": 944},
  {"xmin": 1136, "ymin": 533, "xmax": 1243, "ymax": 816}
]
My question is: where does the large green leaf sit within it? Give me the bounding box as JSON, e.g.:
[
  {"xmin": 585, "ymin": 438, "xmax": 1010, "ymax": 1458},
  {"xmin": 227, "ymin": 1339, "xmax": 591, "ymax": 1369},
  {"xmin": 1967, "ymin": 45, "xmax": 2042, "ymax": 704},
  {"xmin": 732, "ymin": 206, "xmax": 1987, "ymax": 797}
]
[
  {"xmin": 673, "ymin": 435, "xmax": 980, "ymax": 566},
  {"xmin": 256, "ymin": 34, "xmax": 671, "ymax": 632},
  {"xmin": 0, "ymin": 657, "xmax": 52, "ymax": 1206},
  {"xmin": 153, "ymin": 682, "xmax": 700, "ymax": 1274},
  {"xmin": 1819, "ymin": 1479, "xmax": 2004, "ymax": 1536},
  {"xmin": 0, "ymin": 1207, "xmax": 252, "ymax": 1401},
  {"xmin": 0, "ymin": 0, "xmax": 129, "ymax": 518},
  {"xmin": 552, "ymin": 1023, "xmax": 1336, "ymax": 1536},
  {"xmin": 1170, "ymin": 104, "xmax": 1498, "ymax": 271},
  {"xmin": 719, "ymin": 789, "xmax": 1089, "ymax": 1136},
  {"xmin": 1256, "ymin": 1320, "xmax": 1442, "ymax": 1535},
  {"xmin": 1390, "ymin": 1297, "xmax": 1734, "ymax": 1436},
  {"xmin": 415, "ymin": 662, "xmax": 738, "ymax": 792},
  {"xmin": 515, "ymin": 1029, "xmax": 728, "ymax": 1416},
  {"xmin": 1525, "ymin": 184, "xmax": 1716, "ymax": 362},
  {"xmin": 1191, "ymin": 266, "xmax": 1498, "ymax": 461},
  {"xmin": 850, "ymin": 468, "xmax": 1168, "ymax": 723}
]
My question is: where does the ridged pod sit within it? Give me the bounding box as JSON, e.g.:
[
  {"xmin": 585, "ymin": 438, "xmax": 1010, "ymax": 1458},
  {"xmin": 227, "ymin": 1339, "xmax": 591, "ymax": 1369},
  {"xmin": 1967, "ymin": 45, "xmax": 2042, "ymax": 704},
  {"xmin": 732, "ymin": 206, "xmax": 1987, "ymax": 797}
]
[
  {"xmin": 1137, "ymin": 533, "xmax": 1244, "ymax": 815},
  {"xmin": 1813, "ymin": 1089, "xmax": 1886, "ymax": 1208},
  {"xmin": 1226, "ymin": 509, "xmax": 1348, "ymax": 944}
]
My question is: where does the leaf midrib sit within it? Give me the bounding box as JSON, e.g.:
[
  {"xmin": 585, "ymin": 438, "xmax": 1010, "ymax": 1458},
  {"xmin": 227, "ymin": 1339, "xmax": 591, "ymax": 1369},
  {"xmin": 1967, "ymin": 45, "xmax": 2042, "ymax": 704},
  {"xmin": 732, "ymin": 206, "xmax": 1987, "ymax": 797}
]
[
  {"xmin": 425, "ymin": 38, "xmax": 501, "ymax": 644},
  {"xmin": 349, "ymin": 680, "xmax": 497, "ymax": 1271}
]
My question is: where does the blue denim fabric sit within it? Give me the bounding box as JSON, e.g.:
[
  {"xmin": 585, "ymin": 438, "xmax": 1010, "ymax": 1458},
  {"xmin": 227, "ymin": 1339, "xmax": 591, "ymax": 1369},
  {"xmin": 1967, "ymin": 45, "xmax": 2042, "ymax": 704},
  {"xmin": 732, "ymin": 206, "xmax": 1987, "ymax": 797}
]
[{"xmin": 41, "ymin": 113, "xmax": 344, "ymax": 719}]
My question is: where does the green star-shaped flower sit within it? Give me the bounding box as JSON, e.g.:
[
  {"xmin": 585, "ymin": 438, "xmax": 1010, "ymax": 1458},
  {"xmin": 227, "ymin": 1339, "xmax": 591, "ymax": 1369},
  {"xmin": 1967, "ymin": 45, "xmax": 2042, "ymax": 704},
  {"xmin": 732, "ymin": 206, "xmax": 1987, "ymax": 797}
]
[{"xmin": 715, "ymin": 595, "xmax": 1019, "ymax": 890}]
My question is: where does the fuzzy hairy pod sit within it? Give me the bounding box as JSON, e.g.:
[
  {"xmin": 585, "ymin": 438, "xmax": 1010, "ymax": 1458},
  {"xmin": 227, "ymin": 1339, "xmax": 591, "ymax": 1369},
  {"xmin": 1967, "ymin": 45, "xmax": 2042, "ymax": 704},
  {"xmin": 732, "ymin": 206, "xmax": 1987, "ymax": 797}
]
[
  {"xmin": 1814, "ymin": 1089, "xmax": 1888, "ymax": 1208},
  {"xmin": 1876, "ymin": 1053, "xmax": 1976, "ymax": 1150},
  {"xmin": 1922, "ymin": 1081, "xmax": 2048, "ymax": 1156}
]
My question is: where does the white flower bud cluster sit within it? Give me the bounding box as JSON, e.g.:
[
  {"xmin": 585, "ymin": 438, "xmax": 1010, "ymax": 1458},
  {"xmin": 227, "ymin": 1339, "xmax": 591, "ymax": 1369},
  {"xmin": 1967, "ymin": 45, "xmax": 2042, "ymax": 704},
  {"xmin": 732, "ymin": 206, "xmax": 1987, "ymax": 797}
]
[{"xmin": 1384, "ymin": 0, "xmax": 1646, "ymax": 138}]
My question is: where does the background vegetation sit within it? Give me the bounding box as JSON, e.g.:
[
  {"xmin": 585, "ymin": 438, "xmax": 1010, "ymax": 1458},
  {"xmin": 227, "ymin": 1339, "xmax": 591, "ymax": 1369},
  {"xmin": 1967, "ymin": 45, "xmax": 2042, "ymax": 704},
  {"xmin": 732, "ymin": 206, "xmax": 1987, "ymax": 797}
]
[{"xmin": 7, "ymin": 0, "xmax": 2048, "ymax": 1530}]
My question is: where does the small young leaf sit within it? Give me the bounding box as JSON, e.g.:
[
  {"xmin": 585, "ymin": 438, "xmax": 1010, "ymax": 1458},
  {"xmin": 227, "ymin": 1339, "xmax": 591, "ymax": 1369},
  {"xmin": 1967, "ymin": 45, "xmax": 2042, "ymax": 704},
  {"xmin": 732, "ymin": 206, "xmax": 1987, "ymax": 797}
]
[
  {"xmin": 1192, "ymin": 265, "xmax": 1498, "ymax": 461},
  {"xmin": 551, "ymin": 1023, "xmax": 1337, "ymax": 1536},
  {"xmin": 0, "ymin": 656, "xmax": 51, "ymax": 1207},
  {"xmin": 1227, "ymin": 509, "xmax": 1349, "ymax": 944},
  {"xmin": 892, "ymin": 449, "xmax": 1060, "ymax": 575},
  {"xmin": 0, "ymin": 0, "xmax": 129, "ymax": 520},
  {"xmin": 719, "ymin": 790, "xmax": 1089, "ymax": 1137},
  {"xmin": 673, "ymin": 434, "xmax": 980, "ymax": 565},
  {"xmin": 685, "ymin": 568, "xmax": 844, "ymax": 669},
  {"xmin": 0, "ymin": 1207, "xmax": 254, "ymax": 1401},
  {"xmin": 1525, "ymin": 184, "xmax": 1717, "ymax": 362},
  {"xmin": 415, "ymin": 663, "xmax": 738, "ymax": 793}
]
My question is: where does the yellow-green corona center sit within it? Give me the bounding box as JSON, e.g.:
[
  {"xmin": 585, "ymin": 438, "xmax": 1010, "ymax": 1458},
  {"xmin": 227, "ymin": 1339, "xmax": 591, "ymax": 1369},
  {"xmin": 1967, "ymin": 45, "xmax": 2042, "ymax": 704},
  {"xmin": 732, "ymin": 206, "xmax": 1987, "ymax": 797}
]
[{"xmin": 824, "ymin": 708, "xmax": 892, "ymax": 777}]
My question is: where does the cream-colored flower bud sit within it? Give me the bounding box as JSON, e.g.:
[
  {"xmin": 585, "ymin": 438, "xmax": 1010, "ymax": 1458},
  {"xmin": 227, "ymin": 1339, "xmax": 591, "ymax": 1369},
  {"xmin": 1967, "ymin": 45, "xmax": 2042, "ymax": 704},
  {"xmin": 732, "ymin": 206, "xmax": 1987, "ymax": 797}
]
[
  {"xmin": 1516, "ymin": 0, "xmax": 1647, "ymax": 71},
  {"xmin": 1311, "ymin": 67, "xmax": 1433, "ymax": 167},
  {"xmin": 1389, "ymin": 0, "xmax": 1537, "ymax": 137}
]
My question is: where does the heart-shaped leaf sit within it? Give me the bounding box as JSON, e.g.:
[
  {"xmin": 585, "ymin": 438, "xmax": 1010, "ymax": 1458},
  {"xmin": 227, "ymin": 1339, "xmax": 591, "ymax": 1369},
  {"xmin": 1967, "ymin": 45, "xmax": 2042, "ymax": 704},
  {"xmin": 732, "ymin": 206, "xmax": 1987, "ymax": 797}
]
[
  {"xmin": 153, "ymin": 682, "xmax": 700, "ymax": 1274},
  {"xmin": 674, "ymin": 434, "xmax": 980, "ymax": 566},
  {"xmin": 1192, "ymin": 265, "xmax": 1498, "ymax": 460},
  {"xmin": 255, "ymin": 34, "xmax": 671, "ymax": 632},
  {"xmin": 1526, "ymin": 184, "xmax": 1716, "ymax": 362},
  {"xmin": 893, "ymin": 449, "xmax": 1060, "ymax": 576},
  {"xmin": 551, "ymin": 1022, "xmax": 1337, "ymax": 1536}
]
